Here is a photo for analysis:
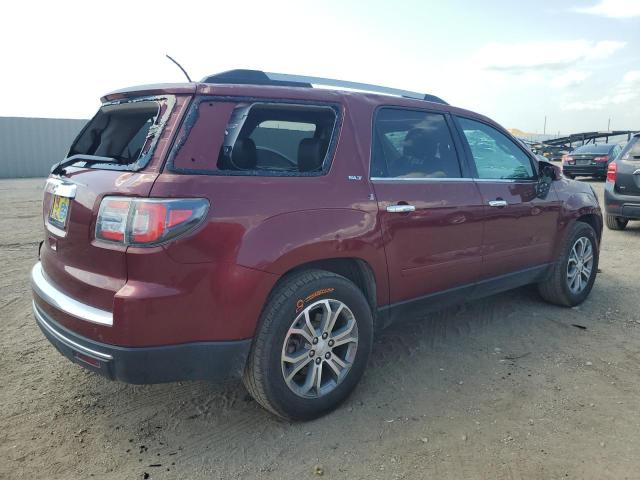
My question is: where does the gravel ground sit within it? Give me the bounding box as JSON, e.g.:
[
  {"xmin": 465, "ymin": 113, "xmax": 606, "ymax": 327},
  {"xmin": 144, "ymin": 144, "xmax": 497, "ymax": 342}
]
[{"xmin": 1, "ymin": 177, "xmax": 640, "ymax": 480}]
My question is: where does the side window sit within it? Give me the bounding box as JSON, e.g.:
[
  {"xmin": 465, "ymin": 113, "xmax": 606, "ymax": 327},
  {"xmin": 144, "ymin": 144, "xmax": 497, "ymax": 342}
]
[
  {"xmin": 457, "ymin": 117, "xmax": 535, "ymax": 180},
  {"xmin": 371, "ymin": 108, "xmax": 461, "ymax": 179},
  {"xmin": 250, "ymin": 120, "xmax": 315, "ymax": 165},
  {"xmin": 218, "ymin": 103, "xmax": 336, "ymax": 174},
  {"xmin": 170, "ymin": 100, "xmax": 338, "ymax": 175},
  {"xmin": 620, "ymin": 136, "xmax": 640, "ymax": 161}
]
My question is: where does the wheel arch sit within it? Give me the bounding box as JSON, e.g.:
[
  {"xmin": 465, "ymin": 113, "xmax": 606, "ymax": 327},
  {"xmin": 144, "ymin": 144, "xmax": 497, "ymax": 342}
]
[
  {"xmin": 285, "ymin": 257, "xmax": 376, "ymax": 313},
  {"xmin": 265, "ymin": 257, "xmax": 382, "ymax": 334},
  {"xmin": 576, "ymin": 212, "xmax": 603, "ymax": 245}
]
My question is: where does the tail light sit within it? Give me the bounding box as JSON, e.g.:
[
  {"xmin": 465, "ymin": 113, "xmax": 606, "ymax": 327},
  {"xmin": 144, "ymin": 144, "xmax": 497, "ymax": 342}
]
[
  {"xmin": 606, "ymin": 161, "xmax": 617, "ymax": 183},
  {"xmin": 593, "ymin": 155, "xmax": 609, "ymax": 163},
  {"xmin": 562, "ymin": 155, "xmax": 575, "ymax": 165},
  {"xmin": 96, "ymin": 197, "xmax": 209, "ymax": 246}
]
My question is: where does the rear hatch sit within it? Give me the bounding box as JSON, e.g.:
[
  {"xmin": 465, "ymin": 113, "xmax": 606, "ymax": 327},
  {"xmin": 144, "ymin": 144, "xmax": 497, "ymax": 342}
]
[
  {"xmin": 40, "ymin": 90, "xmax": 192, "ymax": 311},
  {"xmin": 614, "ymin": 136, "xmax": 640, "ymax": 196},
  {"xmin": 567, "ymin": 144, "xmax": 613, "ymax": 167}
]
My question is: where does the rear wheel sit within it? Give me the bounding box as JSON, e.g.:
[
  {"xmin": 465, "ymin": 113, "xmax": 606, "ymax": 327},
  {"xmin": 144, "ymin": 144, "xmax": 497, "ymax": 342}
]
[
  {"xmin": 538, "ymin": 222, "xmax": 599, "ymax": 307},
  {"xmin": 243, "ymin": 269, "xmax": 373, "ymax": 420},
  {"xmin": 605, "ymin": 214, "xmax": 628, "ymax": 230}
]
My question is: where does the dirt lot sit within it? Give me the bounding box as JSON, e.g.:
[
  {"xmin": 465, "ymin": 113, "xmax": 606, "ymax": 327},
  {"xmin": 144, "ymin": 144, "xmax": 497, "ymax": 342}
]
[{"xmin": 1, "ymin": 177, "xmax": 640, "ymax": 480}]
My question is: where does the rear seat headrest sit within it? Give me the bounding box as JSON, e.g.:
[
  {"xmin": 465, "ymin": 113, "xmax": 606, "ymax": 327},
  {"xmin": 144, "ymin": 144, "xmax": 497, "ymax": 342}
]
[
  {"xmin": 232, "ymin": 138, "xmax": 257, "ymax": 170},
  {"xmin": 298, "ymin": 138, "xmax": 326, "ymax": 172}
]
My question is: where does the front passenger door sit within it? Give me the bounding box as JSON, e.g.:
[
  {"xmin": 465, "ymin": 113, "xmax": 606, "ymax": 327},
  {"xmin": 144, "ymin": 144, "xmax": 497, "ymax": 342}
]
[
  {"xmin": 455, "ymin": 117, "xmax": 561, "ymax": 279},
  {"xmin": 371, "ymin": 108, "xmax": 485, "ymax": 305}
]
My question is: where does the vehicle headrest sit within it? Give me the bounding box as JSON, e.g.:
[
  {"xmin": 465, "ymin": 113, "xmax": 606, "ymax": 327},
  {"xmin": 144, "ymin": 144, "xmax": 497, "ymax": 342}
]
[
  {"xmin": 232, "ymin": 138, "xmax": 257, "ymax": 170},
  {"xmin": 403, "ymin": 128, "xmax": 433, "ymax": 159},
  {"xmin": 298, "ymin": 138, "xmax": 326, "ymax": 172}
]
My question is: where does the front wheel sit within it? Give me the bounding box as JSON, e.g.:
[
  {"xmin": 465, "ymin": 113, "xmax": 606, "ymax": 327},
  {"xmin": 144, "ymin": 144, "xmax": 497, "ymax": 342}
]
[
  {"xmin": 605, "ymin": 214, "xmax": 628, "ymax": 230},
  {"xmin": 538, "ymin": 222, "xmax": 599, "ymax": 307},
  {"xmin": 243, "ymin": 270, "xmax": 373, "ymax": 420}
]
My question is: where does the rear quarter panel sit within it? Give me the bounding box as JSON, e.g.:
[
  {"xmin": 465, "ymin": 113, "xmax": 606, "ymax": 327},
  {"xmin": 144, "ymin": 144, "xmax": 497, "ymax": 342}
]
[{"xmin": 147, "ymin": 95, "xmax": 389, "ymax": 339}]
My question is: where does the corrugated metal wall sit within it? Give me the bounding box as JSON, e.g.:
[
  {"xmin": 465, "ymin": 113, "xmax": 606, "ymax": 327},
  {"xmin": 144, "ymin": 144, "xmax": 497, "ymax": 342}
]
[{"xmin": 0, "ymin": 117, "xmax": 87, "ymax": 178}]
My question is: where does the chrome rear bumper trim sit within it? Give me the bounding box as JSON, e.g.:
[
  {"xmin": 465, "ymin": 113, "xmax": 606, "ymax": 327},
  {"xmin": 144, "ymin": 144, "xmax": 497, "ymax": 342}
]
[
  {"xmin": 33, "ymin": 301, "xmax": 113, "ymax": 361},
  {"xmin": 30, "ymin": 262, "xmax": 113, "ymax": 326}
]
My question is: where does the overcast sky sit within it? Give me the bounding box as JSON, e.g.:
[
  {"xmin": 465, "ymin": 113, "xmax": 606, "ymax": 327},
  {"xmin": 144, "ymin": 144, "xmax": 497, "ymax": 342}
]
[{"xmin": 1, "ymin": 0, "xmax": 639, "ymax": 134}]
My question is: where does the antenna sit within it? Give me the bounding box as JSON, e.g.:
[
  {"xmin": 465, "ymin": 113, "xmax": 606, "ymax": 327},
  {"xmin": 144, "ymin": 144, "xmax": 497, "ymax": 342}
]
[{"xmin": 165, "ymin": 54, "xmax": 192, "ymax": 82}]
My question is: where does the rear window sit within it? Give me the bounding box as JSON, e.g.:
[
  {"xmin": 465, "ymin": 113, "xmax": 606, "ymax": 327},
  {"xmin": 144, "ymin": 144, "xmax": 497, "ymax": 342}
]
[
  {"xmin": 571, "ymin": 144, "xmax": 613, "ymax": 154},
  {"xmin": 67, "ymin": 97, "xmax": 173, "ymax": 171},
  {"xmin": 169, "ymin": 100, "xmax": 339, "ymax": 176},
  {"xmin": 620, "ymin": 136, "xmax": 640, "ymax": 161}
]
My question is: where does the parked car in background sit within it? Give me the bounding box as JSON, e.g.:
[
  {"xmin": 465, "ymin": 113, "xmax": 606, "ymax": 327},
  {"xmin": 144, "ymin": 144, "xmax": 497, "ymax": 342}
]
[
  {"xmin": 562, "ymin": 143, "xmax": 622, "ymax": 179},
  {"xmin": 604, "ymin": 133, "xmax": 640, "ymax": 230},
  {"xmin": 540, "ymin": 145, "xmax": 571, "ymax": 162},
  {"xmin": 31, "ymin": 70, "xmax": 602, "ymax": 420}
]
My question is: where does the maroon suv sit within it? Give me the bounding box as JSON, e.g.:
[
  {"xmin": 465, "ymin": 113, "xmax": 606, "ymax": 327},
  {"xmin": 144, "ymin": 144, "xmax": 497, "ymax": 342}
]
[{"xmin": 31, "ymin": 70, "xmax": 602, "ymax": 420}]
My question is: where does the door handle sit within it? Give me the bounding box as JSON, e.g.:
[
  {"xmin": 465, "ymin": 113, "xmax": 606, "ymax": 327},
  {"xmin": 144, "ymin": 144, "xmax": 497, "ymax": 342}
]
[
  {"xmin": 488, "ymin": 200, "xmax": 508, "ymax": 208},
  {"xmin": 386, "ymin": 204, "xmax": 416, "ymax": 213}
]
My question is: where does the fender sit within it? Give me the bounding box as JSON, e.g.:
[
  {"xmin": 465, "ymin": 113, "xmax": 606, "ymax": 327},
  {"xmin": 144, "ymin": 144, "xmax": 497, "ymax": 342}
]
[{"xmin": 551, "ymin": 180, "xmax": 603, "ymax": 260}]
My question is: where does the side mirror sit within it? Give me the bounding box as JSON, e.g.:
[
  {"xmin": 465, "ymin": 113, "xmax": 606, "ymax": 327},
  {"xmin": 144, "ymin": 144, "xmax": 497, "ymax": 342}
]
[
  {"xmin": 536, "ymin": 160, "xmax": 558, "ymax": 199},
  {"xmin": 538, "ymin": 160, "xmax": 560, "ymax": 181}
]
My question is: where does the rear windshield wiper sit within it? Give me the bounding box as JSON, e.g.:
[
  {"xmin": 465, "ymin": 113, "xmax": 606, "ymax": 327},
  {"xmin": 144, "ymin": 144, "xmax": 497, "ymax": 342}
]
[{"xmin": 51, "ymin": 154, "xmax": 118, "ymax": 176}]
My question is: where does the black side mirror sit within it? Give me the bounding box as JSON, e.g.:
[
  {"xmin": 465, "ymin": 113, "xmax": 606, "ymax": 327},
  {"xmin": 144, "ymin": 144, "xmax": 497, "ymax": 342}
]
[{"xmin": 536, "ymin": 160, "xmax": 557, "ymax": 199}]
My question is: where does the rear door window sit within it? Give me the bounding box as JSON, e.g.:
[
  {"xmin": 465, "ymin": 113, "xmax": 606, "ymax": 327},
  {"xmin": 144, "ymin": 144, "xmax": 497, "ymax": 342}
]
[
  {"xmin": 170, "ymin": 100, "xmax": 338, "ymax": 175},
  {"xmin": 457, "ymin": 117, "xmax": 536, "ymax": 180},
  {"xmin": 371, "ymin": 108, "xmax": 462, "ymax": 178}
]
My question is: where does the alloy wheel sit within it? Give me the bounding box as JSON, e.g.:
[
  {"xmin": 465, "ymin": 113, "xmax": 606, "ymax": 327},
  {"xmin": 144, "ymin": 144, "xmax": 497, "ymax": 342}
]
[
  {"xmin": 566, "ymin": 236, "xmax": 594, "ymax": 294},
  {"xmin": 281, "ymin": 299, "xmax": 358, "ymax": 398}
]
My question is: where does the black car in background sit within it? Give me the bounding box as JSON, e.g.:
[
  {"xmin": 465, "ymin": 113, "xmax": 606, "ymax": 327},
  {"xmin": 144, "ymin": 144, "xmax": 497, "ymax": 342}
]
[
  {"xmin": 605, "ymin": 134, "xmax": 640, "ymax": 230},
  {"xmin": 562, "ymin": 143, "xmax": 622, "ymax": 179}
]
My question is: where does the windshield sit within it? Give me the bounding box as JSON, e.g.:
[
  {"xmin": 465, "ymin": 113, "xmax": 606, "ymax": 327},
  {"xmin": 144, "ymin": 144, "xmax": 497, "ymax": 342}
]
[{"xmin": 66, "ymin": 96, "xmax": 174, "ymax": 171}]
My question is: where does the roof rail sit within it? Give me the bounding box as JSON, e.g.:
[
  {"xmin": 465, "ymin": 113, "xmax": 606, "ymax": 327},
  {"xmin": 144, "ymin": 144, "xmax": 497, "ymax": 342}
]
[{"xmin": 201, "ymin": 69, "xmax": 448, "ymax": 105}]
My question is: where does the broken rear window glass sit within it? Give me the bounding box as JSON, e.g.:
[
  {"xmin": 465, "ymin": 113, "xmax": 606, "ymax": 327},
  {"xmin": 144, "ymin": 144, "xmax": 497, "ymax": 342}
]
[
  {"xmin": 66, "ymin": 97, "xmax": 173, "ymax": 171},
  {"xmin": 169, "ymin": 100, "xmax": 338, "ymax": 176},
  {"xmin": 217, "ymin": 103, "xmax": 337, "ymax": 174}
]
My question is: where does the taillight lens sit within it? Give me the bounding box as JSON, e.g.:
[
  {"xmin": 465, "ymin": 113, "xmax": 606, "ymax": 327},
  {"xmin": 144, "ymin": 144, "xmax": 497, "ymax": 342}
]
[
  {"xmin": 562, "ymin": 155, "xmax": 574, "ymax": 165},
  {"xmin": 96, "ymin": 197, "xmax": 209, "ymax": 246},
  {"xmin": 606, "ymin": 161, "xmax": 617, "ymax": 183},
  {"xmin": 593, "ymin": 155, "xmax": 609, "ymax": 163},
  {"xmin": 96, "ymin": 199, "xmax": 129, "ymax": 242}
]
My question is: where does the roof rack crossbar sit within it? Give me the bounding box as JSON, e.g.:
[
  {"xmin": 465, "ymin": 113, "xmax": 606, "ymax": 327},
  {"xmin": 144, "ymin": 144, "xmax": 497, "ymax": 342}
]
[{"xmin": 201, "ymin": 70, "xmax": 448, "ymax": 105}]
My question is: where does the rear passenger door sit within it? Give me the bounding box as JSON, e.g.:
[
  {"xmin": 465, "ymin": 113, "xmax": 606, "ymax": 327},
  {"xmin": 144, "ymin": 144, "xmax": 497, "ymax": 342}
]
[
  {"xmin": 371, "ymin": 108, "xmax": 484, "ymax": 305},
  {"xmin": 455, "ymin": 116, "xmax": 560, "ymax": 279}
]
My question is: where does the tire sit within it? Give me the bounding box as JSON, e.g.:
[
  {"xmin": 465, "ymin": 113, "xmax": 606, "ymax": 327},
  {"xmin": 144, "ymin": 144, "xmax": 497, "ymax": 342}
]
[
  {"xmin": 605, "ymin": 214, "xmax": 628, "ymax": 230},
  {"xmin": 564, "ymin": 173, "xmax": 574, "ymax": 179},
  {"xmin": 538, "ymin": 221, "xmax": 599, "ymax": 307},
  {"xmin": 243, "ymin": 269, "xmax": 373, "ymax": 420}
]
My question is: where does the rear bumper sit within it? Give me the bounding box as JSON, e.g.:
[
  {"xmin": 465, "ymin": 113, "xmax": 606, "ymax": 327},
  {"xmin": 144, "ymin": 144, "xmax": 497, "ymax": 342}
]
[
  {"xmin": 31, "ymin": 262, "xmax": 113, "ymax": 326},
  {"xmin": 604, "ymin": 183, "xmax": 640, "ymax": 219},
  {"xmin": 562, "ymin": 164, "xmax": 608, "ymax": 177},
  {"xmin": 33, "ymin": 301, "xmax": 252, "ymax": 384}
]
